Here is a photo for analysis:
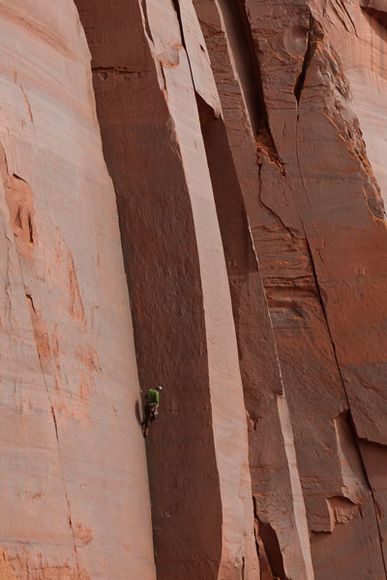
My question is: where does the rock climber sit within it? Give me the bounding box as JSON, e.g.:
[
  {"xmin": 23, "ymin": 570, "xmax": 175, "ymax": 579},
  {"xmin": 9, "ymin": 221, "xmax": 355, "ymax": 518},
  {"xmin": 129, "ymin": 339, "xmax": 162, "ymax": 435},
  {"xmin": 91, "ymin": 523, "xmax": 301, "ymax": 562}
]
[{"xmin": 141, "ymin": 385, "xmax": 163, "ymax": 438}]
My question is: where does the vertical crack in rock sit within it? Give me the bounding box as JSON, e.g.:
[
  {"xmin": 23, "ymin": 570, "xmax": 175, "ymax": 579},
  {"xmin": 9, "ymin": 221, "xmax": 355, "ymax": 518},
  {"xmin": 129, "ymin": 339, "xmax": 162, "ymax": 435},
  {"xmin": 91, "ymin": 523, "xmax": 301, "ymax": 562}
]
[
  {"xmin": 5, "ymin": 173, "xmax": 35, "ymax": 257},
  {"xmin": 256, "ymin": 516, "xmax": 288, "ymax": 580},
  {"xmin": 217, "ymin": 0, "xmax": 268, "ymax": 131},
  {"xmin": 174, "ymin": 5, "xmax": 219, "ymax": 121},
  {"xmin": 19, "ymin": 84, "xmax": 34, "ymax": 123},
  {"xmin": 197, "ymin": 90, "xmax": 313, "ymax": 578},
  {"xmin": 193, "ymin": 3, "xmax": 315, "ymax": 577},
  {"xmin": 4, "ymin": 231, "xmax": 13, "ymax": 317},
  {"xmin": 50, "ymin": 404, "xmax": 59, "ymax": 441},
  {"xmin": 196, "ymin": 96, "xmax": 262, "ymax": 573},
  {"xmin": 171, "ymin": 1, "xmax": 185, "ymax": 43},
  {"xmin": 171, "ymin": 1, "xmax": 197, "ymax": 103},
  {"xmin": 1, "ymin": 146, "xmax": 14, "ymax": 322},
  {"xmin": 216, "ymin": 0, "xmax": 283, "ymax": 167},
  {"xmin": 25, "ymin": 291, "xmax": 36, "ymax": 313},
  {"xmin": 294, "ymin": 13, "xmax": 323, "ymax": 104},
  {"xmin": 294, "ymin": 14, "xmax": 324, "ymax": 207},
  {"xmin": 50, "ymin": 403, "xmax": 81, "ymax": 571}
]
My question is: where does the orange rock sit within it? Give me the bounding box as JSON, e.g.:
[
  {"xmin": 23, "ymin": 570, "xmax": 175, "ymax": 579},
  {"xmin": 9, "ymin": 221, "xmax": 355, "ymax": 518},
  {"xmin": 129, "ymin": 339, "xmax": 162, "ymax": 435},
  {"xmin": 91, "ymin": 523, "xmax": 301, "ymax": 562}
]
[
  {"xmin": 1, "ymin": 1, "xmax": 386, "ymax": 579},
  {"xmin": 0, "ymin": 2, "xmax": 155, "ymax": 578}
]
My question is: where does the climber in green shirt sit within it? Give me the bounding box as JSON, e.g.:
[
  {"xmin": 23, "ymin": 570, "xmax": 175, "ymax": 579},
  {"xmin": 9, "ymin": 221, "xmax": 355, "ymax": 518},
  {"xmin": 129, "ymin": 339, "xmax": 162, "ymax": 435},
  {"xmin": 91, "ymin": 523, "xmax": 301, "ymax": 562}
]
[{"xmin": 141, "ymin": 386, "xmax": 163, "ymax": 438}]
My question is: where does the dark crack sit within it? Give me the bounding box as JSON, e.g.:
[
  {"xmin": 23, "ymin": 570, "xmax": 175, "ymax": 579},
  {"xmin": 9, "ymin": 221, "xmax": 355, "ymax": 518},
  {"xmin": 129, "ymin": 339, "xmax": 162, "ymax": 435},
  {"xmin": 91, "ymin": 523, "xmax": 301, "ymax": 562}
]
[
  {"xmin": 172, "ymin": 1, "xmax": 201, "ymax": 107},
  {"xmin": 172, "ymin": 0, "xmax": 184, "ymax": 37},
  {"xmin": 256, "ymin": 514, "xmax": 288, "ymax": 580},
  {"xmin": 294, "ymin": 15, "xmax": 323, "ymax": 206},
  {"xmin": 51, "ymin": 406, "xmax": 59, "ymax": 441},
  {"xmin": 294, "ymin": 14, "xmax": 324, "ymax": 103},
  {"xmin": 25, "ymin": 292, "xmax": 36, "ymax": 314},
  {"xmin": 213, "ymin": 0, "xmax": 283, "ymax": 165}
]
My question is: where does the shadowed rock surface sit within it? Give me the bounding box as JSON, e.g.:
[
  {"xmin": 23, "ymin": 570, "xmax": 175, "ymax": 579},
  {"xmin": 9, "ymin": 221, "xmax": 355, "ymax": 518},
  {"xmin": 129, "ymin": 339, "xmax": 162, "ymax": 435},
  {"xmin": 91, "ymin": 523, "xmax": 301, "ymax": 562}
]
[{"xmin": 0, "ymin": 1, "xmax": 386, "ymax": 579}]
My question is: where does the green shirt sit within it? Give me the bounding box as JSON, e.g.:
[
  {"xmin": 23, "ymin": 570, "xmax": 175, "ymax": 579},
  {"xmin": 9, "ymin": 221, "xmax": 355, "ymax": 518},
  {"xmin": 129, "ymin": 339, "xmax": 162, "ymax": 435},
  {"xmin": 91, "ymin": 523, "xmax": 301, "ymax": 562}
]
[{"xmin": 146, "ymin": 388, "xmax": 160, "ymax": 405}]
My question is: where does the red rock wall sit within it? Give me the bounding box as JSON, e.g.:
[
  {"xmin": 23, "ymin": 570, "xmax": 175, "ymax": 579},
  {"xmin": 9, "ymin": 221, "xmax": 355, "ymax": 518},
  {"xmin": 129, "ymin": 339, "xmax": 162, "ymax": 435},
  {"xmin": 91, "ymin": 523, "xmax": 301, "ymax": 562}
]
[
  {"xmin": 74, "ymin": 1, "xmax": 259, "ymax": 578},
  {"xmin": 196, "ymin": 0, "xmax": 387, "ymax": 577},
  {"xmin": 1, "ymin": 0, "xmax": 386, "ymax": 579},
  {"xmin": 0, "ymin": 2, "xmax": 155, "ymax": 578}
]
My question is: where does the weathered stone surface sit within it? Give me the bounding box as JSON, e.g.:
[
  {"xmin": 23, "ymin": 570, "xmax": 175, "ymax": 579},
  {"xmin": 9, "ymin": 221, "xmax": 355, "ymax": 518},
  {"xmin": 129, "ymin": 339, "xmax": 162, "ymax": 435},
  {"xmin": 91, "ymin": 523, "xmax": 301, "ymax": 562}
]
[
  {"xmin": 0, "ymin": 2, "xmax": 155, "ymax": 578},
  {"xmin": 1, "ymin": 0, "xmax": 386, "ymax": 578},
  {"xmin": 236, "ymin": 0, "xmax": 387, "ymax": 576},
  {"xmin": 193, "ymin": 2, "xmax": 314, "ymax": 578},
  {"xmin": 75, "ymin": 1, "xmax": 259, "ymax": 579}
]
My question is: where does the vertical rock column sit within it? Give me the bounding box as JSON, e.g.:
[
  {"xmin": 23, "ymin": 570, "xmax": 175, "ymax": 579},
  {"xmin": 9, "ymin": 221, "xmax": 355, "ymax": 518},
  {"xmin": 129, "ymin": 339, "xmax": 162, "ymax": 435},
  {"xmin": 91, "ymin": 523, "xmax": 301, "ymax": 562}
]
[
  {"xmin": 193, "ymin": 1, "xmax": 314, "ymax": 578},
  {"xmin": 0, "ymin": 2, "xmax": 155, "ymax": 578},
  {"xmin": 75, "ymin": 0, "xmax": 258, "ymax": 579}
]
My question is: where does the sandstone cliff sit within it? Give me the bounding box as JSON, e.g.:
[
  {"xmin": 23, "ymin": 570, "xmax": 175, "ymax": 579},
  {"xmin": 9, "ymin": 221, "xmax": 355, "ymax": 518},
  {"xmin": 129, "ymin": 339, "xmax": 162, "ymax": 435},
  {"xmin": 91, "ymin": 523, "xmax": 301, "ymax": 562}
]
[{"xmin": 0, "ymin": 1, "xmax": 386, "ymax": 579}]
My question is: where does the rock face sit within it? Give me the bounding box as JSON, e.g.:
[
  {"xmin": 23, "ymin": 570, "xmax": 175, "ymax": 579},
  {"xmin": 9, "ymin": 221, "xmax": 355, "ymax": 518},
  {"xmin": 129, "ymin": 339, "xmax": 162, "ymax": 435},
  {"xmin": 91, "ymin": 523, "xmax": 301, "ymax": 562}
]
[
  {"xmin": 1, "ymin": 1, "xmax": 386, "ymax": 579},
  {"xmin": 0, "ymin": 2, "xmax": 155, "ymax": 578}
]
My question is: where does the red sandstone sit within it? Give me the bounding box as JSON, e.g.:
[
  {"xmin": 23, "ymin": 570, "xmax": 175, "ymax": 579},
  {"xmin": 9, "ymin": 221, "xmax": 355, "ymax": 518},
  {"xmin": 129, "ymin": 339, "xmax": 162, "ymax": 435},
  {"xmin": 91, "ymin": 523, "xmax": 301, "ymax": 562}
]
[{"xmin": 0, "ymin": 1, "xmax": 386, "ymax": 579}]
